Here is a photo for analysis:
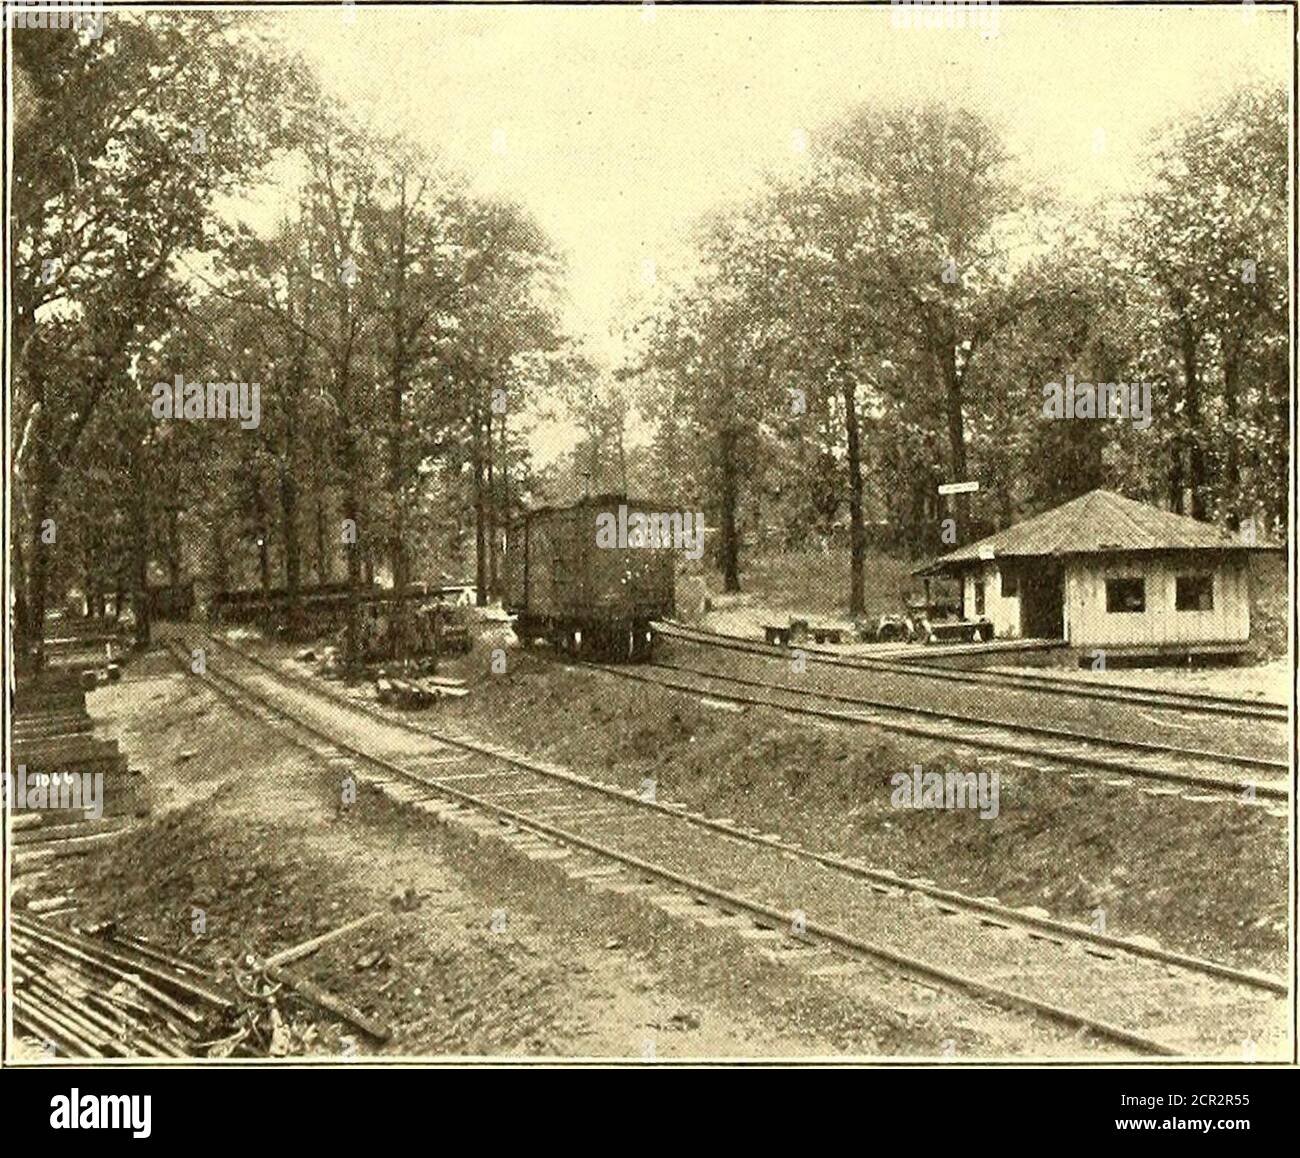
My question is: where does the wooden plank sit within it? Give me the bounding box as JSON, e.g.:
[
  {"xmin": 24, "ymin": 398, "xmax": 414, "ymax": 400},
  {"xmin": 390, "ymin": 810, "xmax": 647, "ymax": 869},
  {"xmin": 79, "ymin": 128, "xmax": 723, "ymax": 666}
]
[
  {"xmin": 15, "ymin": 815, "xmax": 135, "ymax": 845},
  {"xmin": 265, "ymin": 964, "xmax": 391, "ymax": 1042},
  {"xmin": 265, "ymin": 912, "xmax": 386, "ymax": 969}
]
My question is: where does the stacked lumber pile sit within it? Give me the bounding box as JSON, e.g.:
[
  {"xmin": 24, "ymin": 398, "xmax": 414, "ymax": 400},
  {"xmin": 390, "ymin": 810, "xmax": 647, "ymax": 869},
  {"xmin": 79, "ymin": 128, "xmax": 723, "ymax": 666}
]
[{"xmin": 11, "ymin": 675, "xmax": 145, "ymax": 906}]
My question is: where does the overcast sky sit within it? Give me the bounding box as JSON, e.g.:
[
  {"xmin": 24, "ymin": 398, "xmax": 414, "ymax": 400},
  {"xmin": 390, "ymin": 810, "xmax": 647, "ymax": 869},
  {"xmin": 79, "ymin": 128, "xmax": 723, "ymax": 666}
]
[
  {"xmin": 253, "ymin": 3, "xmax": 1291, "ymax": 460},
  {"xmin": 271, "ymin": 3, "xmax": 1289, "ymax": 340}
]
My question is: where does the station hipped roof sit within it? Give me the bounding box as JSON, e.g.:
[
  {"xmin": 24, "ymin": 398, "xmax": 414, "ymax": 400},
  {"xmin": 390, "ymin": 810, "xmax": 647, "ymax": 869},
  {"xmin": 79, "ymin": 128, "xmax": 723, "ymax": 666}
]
[{"xmin": 916, "ymin": 489, "xmax": 1277, "ymax": 576}]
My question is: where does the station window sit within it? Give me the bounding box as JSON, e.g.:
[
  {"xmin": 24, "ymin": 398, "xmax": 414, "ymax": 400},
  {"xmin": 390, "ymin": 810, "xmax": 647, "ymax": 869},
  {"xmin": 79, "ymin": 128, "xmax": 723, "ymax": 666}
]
[
  {"xmin": 1175, "ymin": 574, "xmax": 1214, "ymax": 612},
  {"xmin": 973, "ymin": 580, "xmax": 986, "ymax": 616},
  {"xmin": 1000, "ymin": 569, "xmax": 1018, "ymax": 598},
  {"xmin": 1105, "ymin": 577, "xmax": 1145, "ymax": 613}
]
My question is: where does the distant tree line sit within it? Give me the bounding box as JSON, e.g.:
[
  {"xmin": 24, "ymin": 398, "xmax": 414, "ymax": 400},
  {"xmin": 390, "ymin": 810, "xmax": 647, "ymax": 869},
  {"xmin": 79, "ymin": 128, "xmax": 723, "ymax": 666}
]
[
  {"xmin": 11, "ymin": 13, "xmax": 568, "ymax": 669},
  {"xmin": 10, "ymin": 15, "xmax": 1289, "ymax": 656},
  {"xmin": 618, "ymin": 88, "xmax": 1288, "ymax": 614}
]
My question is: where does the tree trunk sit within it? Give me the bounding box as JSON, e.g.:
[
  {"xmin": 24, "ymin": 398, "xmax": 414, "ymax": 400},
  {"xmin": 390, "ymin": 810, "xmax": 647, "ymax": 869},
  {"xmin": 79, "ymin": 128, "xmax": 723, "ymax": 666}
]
[
  {"xmin": 341, "ymin": 430, "xmax": 363, "ymax": 668},
  {"xmin": 617, "ymin": 424, "xmax": 627, "ymax": 494},
  {"xmin": 27, "ymin": 520, "xmax": 50, "ymax": 670},
  {"xmin": 314, "ymin": 494, "xmax": 328, "ymax": 584},
  {"xmin": 486, "ymin": 414, "xmax": 499, "ymax": 601},
  {"xmin": 279, "ymin": 347, "xmax": 305, "ymax": 636},
  {"xmin": 386, "ymin": 176, "xmax": 413, "ymax": 656},
  {"xmin": 473, "ymin": 408, "xmax": 488, "ymax": 606},
  {"xmin": 256, "ymin": 516, "xmax": 272, "ymax": 595},
  {"xmin": 498, "ymin": 408, "xmax": 511, "ymax": 569},
  {"xmin": 14, "ymin": 525, "xmax": 30, "ymax": 661},
  {"xmin": 718, "ymin": 425, "xmax": 741, "ymax": 593},
  {"xmin": 1221, "ymin": 340, "xmax": 1241, "ymax": 529},
  {"xmin": 335, "ymin": 345, "xmax": 363, "ymax": 671},
  {"xmin": 281, "ymin": 460, "xmax": 301, "ymax": 635},
  {"xmin": 210, "ymin": 509, "xmax": 229, "ymax": 594},
  {"xmin": 1167, "ymin": 439, "xmax": 1185, "ymax": 514},
  {"xmin": 341, "ymin": 432, "xmax": 362, "ymax": 669},
  {"xmin": 83, "ymin": 552, "xmax": 95, "ymax": 619},
  {"xmin": 842, "ymin": 372, "xmax": 866, "ymax": 617},
  {"xmin": 1179, "ymin": 323, "xmax": 1207, "ymax": 519},
  {"xmin": 24, "ymin": 396, "xmax": 55, "ymax": 668},
  {"xmin": 938, "ymin": 338, "xmax": 971, "ymax": 531},
  {"xmin": 130, "ymin": 457, "xmax": 152, "ymax": 651},
  {"xmin": 166, "ymin": 505, "xmax": 182, "ymax": 588}
]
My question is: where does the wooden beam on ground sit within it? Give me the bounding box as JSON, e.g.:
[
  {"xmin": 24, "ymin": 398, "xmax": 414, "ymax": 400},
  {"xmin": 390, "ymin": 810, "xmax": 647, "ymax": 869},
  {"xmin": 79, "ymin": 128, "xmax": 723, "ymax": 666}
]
[
  {"xmin": 265, "ymin": 964, "xmax": 392, "ymax": 1043},
  {"xmin": 265, "ymin": 912, "xmax": 386, "ymax": 969}
]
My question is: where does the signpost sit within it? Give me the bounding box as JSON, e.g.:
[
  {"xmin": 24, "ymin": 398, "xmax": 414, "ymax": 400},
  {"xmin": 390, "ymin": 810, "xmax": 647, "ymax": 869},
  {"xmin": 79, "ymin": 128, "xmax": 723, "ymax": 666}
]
[{"xmin": 938, "ymin": 480, "xmax": 979, "ymax": 565}]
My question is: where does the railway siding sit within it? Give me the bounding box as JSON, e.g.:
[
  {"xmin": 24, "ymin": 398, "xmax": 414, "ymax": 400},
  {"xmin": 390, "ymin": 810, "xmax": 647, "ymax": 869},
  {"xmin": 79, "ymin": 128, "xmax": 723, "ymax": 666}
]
[
  {"xmin": 655, "ymin": 625, "xmax": 1289, "ymax": 763},
  {"xmin": 173, "ymin": 633, "xmax": 1289, "ymax": 1060}
]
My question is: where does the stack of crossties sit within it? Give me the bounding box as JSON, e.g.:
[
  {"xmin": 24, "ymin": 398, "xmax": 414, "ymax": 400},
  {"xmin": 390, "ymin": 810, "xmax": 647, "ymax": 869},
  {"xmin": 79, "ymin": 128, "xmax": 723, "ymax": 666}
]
[{"xmin": 11, "ymin": 670, "xmax": 144, "ymax": 912}]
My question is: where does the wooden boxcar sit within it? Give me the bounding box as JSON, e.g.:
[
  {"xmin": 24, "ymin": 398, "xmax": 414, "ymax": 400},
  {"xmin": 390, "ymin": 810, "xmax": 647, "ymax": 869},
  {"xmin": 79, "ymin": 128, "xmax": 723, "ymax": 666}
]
[{"xmin": 505, "ymin": 495, "xmax": 677, "ymax": 661}]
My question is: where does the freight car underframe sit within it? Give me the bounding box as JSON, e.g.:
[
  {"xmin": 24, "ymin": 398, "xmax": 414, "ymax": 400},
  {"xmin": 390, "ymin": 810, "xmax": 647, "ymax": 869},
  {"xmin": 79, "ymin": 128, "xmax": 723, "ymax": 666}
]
[{"xmin": 514, "ymin": 612, "xmax": 657, "ymax": 662}]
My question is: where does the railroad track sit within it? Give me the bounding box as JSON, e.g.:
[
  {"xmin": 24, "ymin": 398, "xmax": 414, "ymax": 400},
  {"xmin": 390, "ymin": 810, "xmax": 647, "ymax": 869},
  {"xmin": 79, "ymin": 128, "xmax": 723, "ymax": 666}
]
[
  {"xmin": 170, "ymin": 633, "xmax": 1288, "ymax": 1059},
  {"xmin": 656, "ymin": 621, "xmax": 1290, "ymax": 724},
  {"xmin": 610, "ymin": 651, "xmax": 1290, "ymax": 804}
]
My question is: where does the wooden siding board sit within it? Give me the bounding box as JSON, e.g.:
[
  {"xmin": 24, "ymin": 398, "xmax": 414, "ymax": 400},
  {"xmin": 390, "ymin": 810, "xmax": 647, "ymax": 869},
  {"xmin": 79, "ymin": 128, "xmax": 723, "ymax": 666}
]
[
  {"xmin": 964, "ymin": 563, "xmax": 1020, "ymax": 638},
  {"xmin": 1064, "ymin": 555, "xmax": 1249, "ymax": 648}
]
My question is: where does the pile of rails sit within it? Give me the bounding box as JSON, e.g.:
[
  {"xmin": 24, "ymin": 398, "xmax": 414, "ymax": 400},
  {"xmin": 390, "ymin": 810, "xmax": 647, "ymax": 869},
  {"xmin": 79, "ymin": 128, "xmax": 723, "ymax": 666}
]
[
  {"xmin": 289, "ymin": 642, "xmax": 467, "ymax": 708},
  {"xmin": 12, "ymin": 673, "xmax": 145, "ymax": 904},
  {"xmin": 211, "ymin": 580, "xmax": 374, "ymax": 627},
  {"xmin": 10, "ymin": 917, "xmax": 243, "ymax": 1058}
]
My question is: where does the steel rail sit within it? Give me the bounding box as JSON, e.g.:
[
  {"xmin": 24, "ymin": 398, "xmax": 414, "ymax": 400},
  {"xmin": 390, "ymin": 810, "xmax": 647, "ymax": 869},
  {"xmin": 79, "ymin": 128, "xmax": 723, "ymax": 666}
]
[
  {"xmin": 655, "ymin": 621, "xmax": 1290, "ymax": 722},
  {"xmin": 644, "ymin": 655, "xmax": 1287, "ymax": 772},
  {"xmin": 200, "ymin": 633, "xmax": 1288, "ymax": 993},
  {"xmin": 181, "ymin": 637, "xmax": 1291, "ymax": 1059},
  {"xmin": 592, "ymin": 659, "xmax": 1288, "ymax": 800},
  {"xmin": 172, "ymin": 642, "xmax": 1186, "ymax": 1057}
]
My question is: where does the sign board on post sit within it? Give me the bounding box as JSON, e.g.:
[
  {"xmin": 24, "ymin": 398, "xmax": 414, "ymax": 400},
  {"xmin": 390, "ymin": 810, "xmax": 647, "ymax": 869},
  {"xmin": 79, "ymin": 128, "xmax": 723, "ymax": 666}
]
[{"xmin": 938, "ymin": 480, "xmax": 980, "ymax": 496}]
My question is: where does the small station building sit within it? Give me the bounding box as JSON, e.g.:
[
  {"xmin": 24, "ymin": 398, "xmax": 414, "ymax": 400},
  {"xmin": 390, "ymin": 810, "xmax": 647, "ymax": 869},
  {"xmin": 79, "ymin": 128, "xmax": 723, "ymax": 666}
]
[{"xmin": 916, "ymin": 489, "xmax": 1276, "ymax": 657}]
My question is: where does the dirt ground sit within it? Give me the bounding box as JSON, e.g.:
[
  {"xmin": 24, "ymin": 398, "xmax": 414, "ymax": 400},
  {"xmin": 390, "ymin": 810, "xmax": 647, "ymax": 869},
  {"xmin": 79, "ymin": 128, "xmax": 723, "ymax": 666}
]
[
  {"xmin": 33, "ymin": 648, "xmax": 1100, "ymax": 1060},
  {"xmin": 414, "ymin": 632, "xmax": 1288, "ymax": 976},
  {"xmin": 995, "ymin": 658, "xmax": 1291, "ymax": 703}
]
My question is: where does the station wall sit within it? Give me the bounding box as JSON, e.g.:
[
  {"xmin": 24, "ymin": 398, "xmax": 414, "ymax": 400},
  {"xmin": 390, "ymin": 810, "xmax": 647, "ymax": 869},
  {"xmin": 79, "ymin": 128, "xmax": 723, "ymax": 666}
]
[{"xmin": 1063, "ymin": 554, "xmax": 1250, "ymax": 648}]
